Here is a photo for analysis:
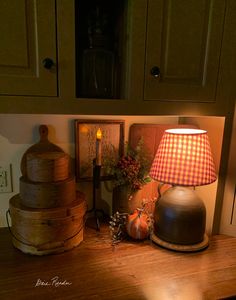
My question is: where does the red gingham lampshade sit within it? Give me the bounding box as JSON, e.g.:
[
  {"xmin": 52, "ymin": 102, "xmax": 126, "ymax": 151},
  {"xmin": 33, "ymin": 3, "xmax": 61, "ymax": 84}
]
[{"xmin": 149, "ymin": 128, "xmax": 217, "ymax": 186}]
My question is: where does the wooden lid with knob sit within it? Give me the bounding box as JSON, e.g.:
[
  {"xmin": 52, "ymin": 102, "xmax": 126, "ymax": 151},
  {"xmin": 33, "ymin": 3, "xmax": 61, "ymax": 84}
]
[{"xmin": 20, "ymin": 125, "xmax": 70, "ymax": 181}]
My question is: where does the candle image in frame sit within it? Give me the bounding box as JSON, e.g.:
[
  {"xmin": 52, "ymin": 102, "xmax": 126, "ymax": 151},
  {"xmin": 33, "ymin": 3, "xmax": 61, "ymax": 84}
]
[
  {"xmin": 75, "ymin": 120, "xmax": 124, "ymax": 180},
  {"xmin": 96, "ymin": 128, "xmax": 102, "ymax": 166}
]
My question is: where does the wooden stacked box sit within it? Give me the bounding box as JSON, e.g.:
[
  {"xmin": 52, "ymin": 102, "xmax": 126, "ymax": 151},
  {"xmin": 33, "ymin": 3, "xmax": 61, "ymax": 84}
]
[{"xmin": 8, "ymin": 125, "xmax": 86, "ymax": 255}]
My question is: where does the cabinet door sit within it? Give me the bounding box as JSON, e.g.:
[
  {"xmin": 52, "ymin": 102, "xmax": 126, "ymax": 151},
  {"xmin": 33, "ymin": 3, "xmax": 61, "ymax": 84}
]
[
  {"xmin": 144, "ymin": 0, "xmax": 226, "ymax": 102},
  {"xmin": 0, "ymin": 0, "xmax": 57, "ymax": 96}
]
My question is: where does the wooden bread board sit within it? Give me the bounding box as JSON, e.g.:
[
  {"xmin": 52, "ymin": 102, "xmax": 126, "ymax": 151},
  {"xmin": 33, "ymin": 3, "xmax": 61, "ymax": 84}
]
[{"xmin": 129, "ymin": 123, "xmax": 198, "ymax": 159}]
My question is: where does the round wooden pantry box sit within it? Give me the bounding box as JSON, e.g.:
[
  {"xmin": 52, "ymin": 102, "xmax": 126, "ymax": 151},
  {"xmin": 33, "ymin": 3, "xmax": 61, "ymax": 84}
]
[
  {"xmin": 19, "ymin": 176, "xmax": 76, "ymax": 208},
  {"xmin": 8, "ymin": 191, "xmax": 87, "ymax": 255},
  {"xmin": 26, "ymin": 151, "xmax": 70, "ymax": 182}
]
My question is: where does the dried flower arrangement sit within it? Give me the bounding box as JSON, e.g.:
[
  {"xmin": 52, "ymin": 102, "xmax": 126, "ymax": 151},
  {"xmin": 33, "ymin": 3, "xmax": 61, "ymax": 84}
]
[
  {"xmin": 109, "ymin": 212, "xmax": 128, "ymax": 245},
  {"xmin": 104, "ymin": 138, "xmax": 152, "ymax": 196}
]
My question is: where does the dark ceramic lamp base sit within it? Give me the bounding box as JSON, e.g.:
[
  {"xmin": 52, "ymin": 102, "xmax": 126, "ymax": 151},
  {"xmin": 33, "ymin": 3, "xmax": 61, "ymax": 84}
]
[
  {"xmin": 151, "ymin": 232, "xmax": 209, "ymax": 252},
  {"xmin": 152, "ymin": 186, "xmax": 209, "ymax": 252}
]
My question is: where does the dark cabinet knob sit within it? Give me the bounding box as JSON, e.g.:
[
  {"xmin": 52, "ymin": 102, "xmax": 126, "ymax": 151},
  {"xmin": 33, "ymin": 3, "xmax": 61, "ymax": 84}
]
[
  {"xmin": 150, "ymin": 66, "xmax": 160, "ymax": 78},
  {"xmin": 42, "ymin": 58, "xmax": 55, "ymax": 69}
]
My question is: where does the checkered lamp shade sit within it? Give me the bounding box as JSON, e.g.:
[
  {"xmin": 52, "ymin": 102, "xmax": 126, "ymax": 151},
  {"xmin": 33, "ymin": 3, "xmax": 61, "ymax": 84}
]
[{"xmin": 149, "ymin": 128, "xmax": 217, "ymax": 186}]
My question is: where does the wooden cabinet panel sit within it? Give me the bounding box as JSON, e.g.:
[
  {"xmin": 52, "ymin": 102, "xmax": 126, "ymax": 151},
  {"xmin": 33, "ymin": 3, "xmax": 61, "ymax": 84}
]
[
  {"xmin": 144, "ymin": 0, "xmax": 226, "ymax": 102},
  {"xmin": 0, "ymin": 0, "xmax": 57, "ymax": 96}
]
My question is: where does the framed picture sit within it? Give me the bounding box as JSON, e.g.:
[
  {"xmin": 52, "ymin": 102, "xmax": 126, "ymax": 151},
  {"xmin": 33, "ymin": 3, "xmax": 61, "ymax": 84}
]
[{"xmin": 75, "ymin": 119, "xmax": 125, "ymax": 180}]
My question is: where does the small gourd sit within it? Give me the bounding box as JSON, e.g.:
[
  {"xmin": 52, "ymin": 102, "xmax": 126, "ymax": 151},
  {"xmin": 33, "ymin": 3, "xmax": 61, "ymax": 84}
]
[{"xmin": 126, "ymin": 208, "xmax": 150, "ymax": 240}]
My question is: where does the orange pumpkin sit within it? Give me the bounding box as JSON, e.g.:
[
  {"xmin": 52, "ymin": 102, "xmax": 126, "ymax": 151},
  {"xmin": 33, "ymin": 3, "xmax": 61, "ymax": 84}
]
[{"xmin": 126, "ymin": 209, "xmax": 150, "ymax": 240}]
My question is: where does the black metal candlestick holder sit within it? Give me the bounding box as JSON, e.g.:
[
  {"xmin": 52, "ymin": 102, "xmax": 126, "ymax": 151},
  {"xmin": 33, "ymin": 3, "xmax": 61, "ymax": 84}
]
[{"xmin": 87, "ymin": 158, "xmax": 105, "ymax": 231}]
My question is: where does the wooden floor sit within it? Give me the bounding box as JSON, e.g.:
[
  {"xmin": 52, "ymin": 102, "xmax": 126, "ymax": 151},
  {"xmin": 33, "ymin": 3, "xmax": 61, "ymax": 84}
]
[{"xmin": 0, "ymin": 224, "xmax": 236, "ymax": 300}]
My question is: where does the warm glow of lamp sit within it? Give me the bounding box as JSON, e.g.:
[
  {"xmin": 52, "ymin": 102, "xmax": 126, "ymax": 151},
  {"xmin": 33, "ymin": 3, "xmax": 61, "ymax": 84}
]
[
  {"xmin": 149, "ymin": 128, "xmax": 216, "ymax": 251},
  {"xmin": 150, "ymin": 128, "xmax": 216, "ymax": 186}
]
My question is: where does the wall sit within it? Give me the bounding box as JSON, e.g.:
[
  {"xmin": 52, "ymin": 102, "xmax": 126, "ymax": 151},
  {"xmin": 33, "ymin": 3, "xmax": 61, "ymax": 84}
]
[
  {"xmin": 0, "ymin": 114, "xmax": 225, "ymax": 235},
  {"xmin": 220, "ymin": 103, "xmax": 236, "ymax": 236}
]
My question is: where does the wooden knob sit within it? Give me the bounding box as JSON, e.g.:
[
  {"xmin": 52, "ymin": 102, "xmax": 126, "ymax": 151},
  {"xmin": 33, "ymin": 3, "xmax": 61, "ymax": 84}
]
[
  {"xmin": 39, "ymin": 125, "xmax": 48, "ymax": 142},
  {"xmin": 42, "ymin": 58, "xmax": 55, "ymax": 69},
  {"xmin": 150, "ymin": 66, "xmax": 161, "ymax": 78}
]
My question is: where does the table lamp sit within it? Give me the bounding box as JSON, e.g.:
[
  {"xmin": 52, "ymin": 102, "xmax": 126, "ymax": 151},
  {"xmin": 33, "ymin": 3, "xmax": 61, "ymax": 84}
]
[{"xmin": 149, "ymin": 128, "xmax": 217, "ymax": 251}]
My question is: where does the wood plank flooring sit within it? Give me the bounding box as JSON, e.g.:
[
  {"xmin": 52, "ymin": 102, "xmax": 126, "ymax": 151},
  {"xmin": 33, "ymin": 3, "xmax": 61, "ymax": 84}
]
[{"xmin": 0, "ymin": 225, "xmax": 236, "ymax": 300}]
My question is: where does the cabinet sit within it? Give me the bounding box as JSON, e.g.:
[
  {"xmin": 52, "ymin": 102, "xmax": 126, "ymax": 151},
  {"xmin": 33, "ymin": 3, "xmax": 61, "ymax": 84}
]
[
  {"xmin": 0, "ymin": 0, "xmax": 235, "ymax": 116},
  {"xmin": 0, "ymin": 0, "xmax": 57, "ymax": 96},
  {"xmin": 128, "ymin": 0, "xmax": 236, "ymax": 116},
  {"xmin": 144, "ymin": 0, "xmax": 225, "ymax": 102}
]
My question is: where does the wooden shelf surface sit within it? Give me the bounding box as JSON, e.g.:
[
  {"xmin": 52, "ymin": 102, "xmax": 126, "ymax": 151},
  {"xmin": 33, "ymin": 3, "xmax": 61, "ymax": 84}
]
[{"xmin": 0, "ymin": 225, "xmax": 236, "ymax": 300}]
